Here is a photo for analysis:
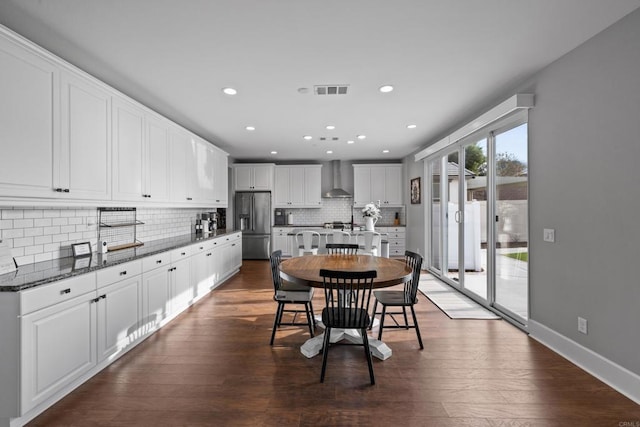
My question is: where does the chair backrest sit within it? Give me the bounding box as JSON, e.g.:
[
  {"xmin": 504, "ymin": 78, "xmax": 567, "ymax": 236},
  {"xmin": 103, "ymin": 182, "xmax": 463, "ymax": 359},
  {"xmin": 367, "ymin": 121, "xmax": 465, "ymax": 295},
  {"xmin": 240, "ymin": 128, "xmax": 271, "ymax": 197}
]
[
  {"xmin": 319, "ymin": 269, "xmax": 377, "ymax": 329},
  {"xmin": 404, "ymin": 250, "xmax": 424, "ymax": 301},
  {"xmin": 325, "ymin": 243, "xmax": 359, "ymax": 255},
  {"xmin": 358, "ymin": 231, "xmax": 381, "ymax": 255},
  {"xmin": 327, "ymin": 230, "xmax": 351, "ymax": 245},
  {"xmin": 270, "ymin": 250, "xmax": 283, "ymax": 292},
  {"xmin": 295, "ymin": 231, "xmax": 321, "ymax": 250}
]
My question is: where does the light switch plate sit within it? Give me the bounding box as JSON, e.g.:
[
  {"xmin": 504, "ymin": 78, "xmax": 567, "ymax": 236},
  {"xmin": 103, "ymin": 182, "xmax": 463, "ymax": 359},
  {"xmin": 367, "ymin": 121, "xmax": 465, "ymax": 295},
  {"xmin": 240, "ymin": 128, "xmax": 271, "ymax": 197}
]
[{"xmin": 543, "ymin": 228, "xmax": 555, "ymax": 242}]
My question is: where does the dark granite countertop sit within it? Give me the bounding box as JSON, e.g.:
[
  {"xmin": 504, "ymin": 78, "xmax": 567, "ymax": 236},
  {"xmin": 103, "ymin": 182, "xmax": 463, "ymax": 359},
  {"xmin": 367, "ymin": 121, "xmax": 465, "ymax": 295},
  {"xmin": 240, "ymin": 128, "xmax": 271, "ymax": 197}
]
[{"xmin": 0, "ymin": 229, "xmax": 241, "ymax": 292}]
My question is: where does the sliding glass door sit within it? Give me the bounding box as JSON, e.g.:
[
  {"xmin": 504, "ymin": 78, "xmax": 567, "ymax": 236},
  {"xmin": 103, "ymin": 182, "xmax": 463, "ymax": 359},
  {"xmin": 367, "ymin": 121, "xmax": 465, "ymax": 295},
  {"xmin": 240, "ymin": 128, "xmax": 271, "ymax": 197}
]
[{"xmin": 425, "ymin": 117, "xmax": 528, "ymax": 325}]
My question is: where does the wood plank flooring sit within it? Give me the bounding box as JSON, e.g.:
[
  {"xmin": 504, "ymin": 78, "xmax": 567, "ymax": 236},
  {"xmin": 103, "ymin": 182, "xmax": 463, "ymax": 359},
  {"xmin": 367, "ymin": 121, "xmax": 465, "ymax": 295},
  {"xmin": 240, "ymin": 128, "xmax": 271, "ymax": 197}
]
[{"xmin": 28, "ymin": 260, "xmax": 640, "ymax": 426}]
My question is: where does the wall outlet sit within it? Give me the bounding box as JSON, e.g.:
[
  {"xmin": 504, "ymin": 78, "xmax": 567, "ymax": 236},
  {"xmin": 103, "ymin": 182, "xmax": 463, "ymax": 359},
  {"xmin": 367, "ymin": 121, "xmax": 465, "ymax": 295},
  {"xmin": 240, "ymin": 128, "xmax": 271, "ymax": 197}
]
[
  {"xmin": 543, "ymin": 228, "xmax": 555, "ymax": 242},
  {"xmin": 578, "ymin": 317, "xmax": 588, "ymax": 334}
]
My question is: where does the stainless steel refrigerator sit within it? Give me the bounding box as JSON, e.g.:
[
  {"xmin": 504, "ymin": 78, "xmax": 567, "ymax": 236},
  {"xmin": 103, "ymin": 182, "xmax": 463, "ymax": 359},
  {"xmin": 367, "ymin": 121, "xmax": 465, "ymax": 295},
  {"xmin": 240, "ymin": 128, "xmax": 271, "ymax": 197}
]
[{"xmin": 235, "ymin": 191, "xmax": 271, "ymax": 259}]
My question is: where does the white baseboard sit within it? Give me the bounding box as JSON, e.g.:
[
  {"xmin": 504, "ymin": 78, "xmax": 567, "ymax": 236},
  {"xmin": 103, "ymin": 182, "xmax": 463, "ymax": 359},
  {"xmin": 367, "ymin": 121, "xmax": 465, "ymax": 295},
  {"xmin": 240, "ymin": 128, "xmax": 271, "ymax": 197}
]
[{"xmin": 529, "ymin": 319, "xmax": 640, "ymax": 405}]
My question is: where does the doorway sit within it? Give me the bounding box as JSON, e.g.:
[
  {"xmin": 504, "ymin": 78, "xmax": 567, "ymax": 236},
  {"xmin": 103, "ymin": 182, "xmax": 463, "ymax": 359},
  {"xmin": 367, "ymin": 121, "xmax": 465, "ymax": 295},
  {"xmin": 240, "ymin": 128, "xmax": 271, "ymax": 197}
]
[{"xmin": 426, "ymin": 119, "xmax": 528, "ymax": 325}]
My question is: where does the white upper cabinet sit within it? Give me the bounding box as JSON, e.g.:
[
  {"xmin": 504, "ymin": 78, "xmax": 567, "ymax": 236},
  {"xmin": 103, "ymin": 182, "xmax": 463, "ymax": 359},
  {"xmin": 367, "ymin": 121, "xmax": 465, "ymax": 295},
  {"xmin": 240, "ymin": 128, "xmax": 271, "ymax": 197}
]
[
  {"xmin": 111, "ymin": 97, "xmax": 145, "ymax": 202},
  {"xmin": 59, "ymin": 70, "xmax": 111, "ymax": 200},
  {"xmin": 304, "ymin": 165, "xmax": 322, "ymax": 207},
  {"xmin": 212, "ymin": 147, "xmax": 228, "ymax": 207},
  {"xmin": 144, "ymin": 114, "xmax": 171, "ymax": 203},
  {"xmin": 274, "ymin": 165, "xmax": 322, "ymax": 208},
  {"xmin": 0, "ymin": 34, "xmax": 58, "ymax": 199},
  {"xmin": 0, "ymin": 27, "xmax": 228, "ymax": 206},
  {"xmin": 169, "ymin": 126, "xmax": 192, "ymax": 203},
  {"xmin": 233, "ymin": 164, "xmax": 274, "ymax": 191},
  {"xmin": 353, "ymin": 164, "xmax": 403, "ymax": 206}
]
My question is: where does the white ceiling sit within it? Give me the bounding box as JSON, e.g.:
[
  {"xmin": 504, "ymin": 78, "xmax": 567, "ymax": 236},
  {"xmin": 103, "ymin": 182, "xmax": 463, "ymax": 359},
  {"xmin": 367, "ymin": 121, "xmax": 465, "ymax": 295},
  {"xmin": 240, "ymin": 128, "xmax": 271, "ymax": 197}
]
[{"xmin": 1, "ymin": 1, "xmax": 638, "ymax": 162}]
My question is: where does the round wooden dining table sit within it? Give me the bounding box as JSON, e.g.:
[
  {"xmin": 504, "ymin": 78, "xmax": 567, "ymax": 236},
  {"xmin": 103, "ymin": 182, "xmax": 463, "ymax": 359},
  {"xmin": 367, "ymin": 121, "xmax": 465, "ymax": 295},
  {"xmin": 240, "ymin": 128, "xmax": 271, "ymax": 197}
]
[
  {"xmin": 279, "ymin": 254, "xmax": 412, "ymax": 289},
  {"xmin": 279, "ymin": 254, "xmax": 412, "ymax": 360}
]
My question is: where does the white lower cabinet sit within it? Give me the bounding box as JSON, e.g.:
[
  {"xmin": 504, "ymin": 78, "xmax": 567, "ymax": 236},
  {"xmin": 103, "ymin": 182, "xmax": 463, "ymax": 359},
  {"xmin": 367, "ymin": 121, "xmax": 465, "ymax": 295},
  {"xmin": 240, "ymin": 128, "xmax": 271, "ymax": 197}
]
[
  {"xmin": 272, "ymin": 227, "xmax": 293, "ymax": 257},
  {"xmin": 20, "ymin": 290, "xmax": 97, "ymax": 414},
  {"xmin": 142, "ymin": 254, "xmax": 172, "ymax": 333},
  {"xmin": 96, "ymin": 276, "xmax": 143, "ymax": 362},
  {"xmin": 1, "ymin": 233, "xmax": 242, "ymax": 426}
]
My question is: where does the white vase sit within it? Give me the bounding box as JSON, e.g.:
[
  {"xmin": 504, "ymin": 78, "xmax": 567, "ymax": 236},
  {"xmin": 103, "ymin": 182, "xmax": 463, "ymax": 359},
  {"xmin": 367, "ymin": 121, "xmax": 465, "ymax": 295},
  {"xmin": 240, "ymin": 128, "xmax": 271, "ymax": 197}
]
[{"xmin": 365, "ymin": 217, "xmax": 376, "ymax": 231}]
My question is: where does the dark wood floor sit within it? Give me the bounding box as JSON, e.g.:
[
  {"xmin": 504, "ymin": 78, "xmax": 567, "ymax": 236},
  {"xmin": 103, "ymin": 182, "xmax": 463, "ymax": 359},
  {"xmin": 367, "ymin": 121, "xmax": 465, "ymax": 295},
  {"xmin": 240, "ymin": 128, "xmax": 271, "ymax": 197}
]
[{"xmin": 29, "ymin": 260, "xmax": 639, "ymax": 426}]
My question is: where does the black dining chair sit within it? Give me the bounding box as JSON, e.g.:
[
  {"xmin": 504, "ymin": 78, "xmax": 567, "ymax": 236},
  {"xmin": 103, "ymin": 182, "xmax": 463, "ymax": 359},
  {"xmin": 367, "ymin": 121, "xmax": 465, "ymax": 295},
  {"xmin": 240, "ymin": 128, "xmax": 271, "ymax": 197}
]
[
  {"xmin": 325, "ymin": 243, "xmax": 359, "ymax": 255},
  {"xmin": 269, "ymin": 250, "xmax": 316, "ymax": 345},
  {"xmin": 319, "ymin": 268, "xmax": 377, "ymax": 385},
  {"xmin": 370, "ymin": 250, "xmax": 424, "ymax": 349}
]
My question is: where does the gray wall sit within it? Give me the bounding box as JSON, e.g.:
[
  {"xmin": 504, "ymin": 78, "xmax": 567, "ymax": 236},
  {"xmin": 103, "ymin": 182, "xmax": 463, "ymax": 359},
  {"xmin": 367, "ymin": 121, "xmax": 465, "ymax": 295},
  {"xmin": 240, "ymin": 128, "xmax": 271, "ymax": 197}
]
[{"xmin": 406, "ymin": 8, "xmax": 640, "ymax": 375}]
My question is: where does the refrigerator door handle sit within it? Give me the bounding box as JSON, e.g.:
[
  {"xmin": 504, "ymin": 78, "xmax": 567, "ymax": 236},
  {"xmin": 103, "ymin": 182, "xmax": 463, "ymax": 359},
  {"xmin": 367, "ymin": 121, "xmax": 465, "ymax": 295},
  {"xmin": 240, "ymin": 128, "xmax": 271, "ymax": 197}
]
[{"xmin": 251, "ymin": 195, "xmax": 255, "ymax": 231}]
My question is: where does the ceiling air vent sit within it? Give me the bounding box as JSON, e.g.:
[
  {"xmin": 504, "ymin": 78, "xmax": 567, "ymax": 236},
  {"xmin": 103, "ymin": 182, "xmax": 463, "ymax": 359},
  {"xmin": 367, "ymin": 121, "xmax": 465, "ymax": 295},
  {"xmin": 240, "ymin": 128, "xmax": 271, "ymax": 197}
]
[{"xmin": 314, "ymin": 84, "xmax": 349, "ymax": 95}]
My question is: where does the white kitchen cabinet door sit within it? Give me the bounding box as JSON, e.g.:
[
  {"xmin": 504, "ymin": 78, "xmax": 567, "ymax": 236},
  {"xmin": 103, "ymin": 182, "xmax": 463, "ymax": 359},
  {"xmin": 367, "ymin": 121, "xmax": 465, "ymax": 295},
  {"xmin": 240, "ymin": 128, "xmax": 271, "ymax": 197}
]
[
  {"xmin": 274, "ymin": 167, "xmax": 291, "ymax": 207},
  {"xmin": 383, "ymin": 165, "xmax": 403, "ymax": 205},
  {"xmin": 170, "ymin": 256, "xmax": 192, "ymax": 314},
  {"xmin": 212, "ymin": 148, "xmax": 228, "ymax": 207},
  {"xmin": 112, "ymin": 97, "xmax": 145, "ymax": 202},
  {"xmin": 304, "ymin": 165, "xmax": 323, "ymax": 207},
  {"xmin": 272, "ymin": 227, "xmax": 292, "ymax": 257},
  {"xmin": 20, "ymin": 292, "xmax": 97, "ymax": 414},
  {"xmin": 144, "ymin": 114, "xmax": 171, "ymax": 203},
  {"xmin": 353, "ymin": 166, "xmax": 372, "ymax": 206},
  {"xmin": 96, "ymin": 275, "xmax": 143, "ymax": 362},
  {"xmin": 142, "ymin": 264, "xmax": 171, "ymax": 333},
  {"xmin": 169, "ymin": 127, "xmax": 192, "ymax": 203},
  {"xmin": 192, "ymin": 246, "xmax": 214, "ymax": 299},
  {"xmin": 252, "ymin": 165, "xmax": 274, "ymax": 191},
  {"xmin": 59, "ymin": 70, "xmax": 111, "ymax": 200},
  {"xmin": 370, "ymin": 166, "xmax": 387, "ymax": 205},
  {"xmin": 0, "ymin": 36, "xmax": 58, "ymax": 199},
  {"xmin": 193, "ymin": 139, "xmax": 216, "ymax": 205},
  {"xmin": 234, "ymin": 164, "xmax": 274, "ymax": 191}
]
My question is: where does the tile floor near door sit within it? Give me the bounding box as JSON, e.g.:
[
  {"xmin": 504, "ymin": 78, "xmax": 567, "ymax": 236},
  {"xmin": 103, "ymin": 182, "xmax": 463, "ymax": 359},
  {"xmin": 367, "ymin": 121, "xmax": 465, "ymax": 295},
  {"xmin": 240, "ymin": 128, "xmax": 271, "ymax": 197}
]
[{"xmin": 28, "ymin": 260, "xmax": 639, "ymax": 426}]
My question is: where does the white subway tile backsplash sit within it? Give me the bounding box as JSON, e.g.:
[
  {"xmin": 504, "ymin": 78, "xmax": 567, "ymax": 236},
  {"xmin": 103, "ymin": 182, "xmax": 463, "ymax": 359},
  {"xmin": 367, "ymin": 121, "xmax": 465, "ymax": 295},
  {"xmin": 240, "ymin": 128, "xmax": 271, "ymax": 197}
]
[
  {"xmin": 2, "ymin": 228, "xmax": 24, "ymax": 239},
  {"xmin": 34, "ymin": 218, "xmax": 52, "ymax": 227},
  {"xmin": 2, "ymin": 209, "xmax": 24, "ymax": 220},
  {"xmin": 1, "ymin": 206, "xmax": 211, "ymax": 266}
]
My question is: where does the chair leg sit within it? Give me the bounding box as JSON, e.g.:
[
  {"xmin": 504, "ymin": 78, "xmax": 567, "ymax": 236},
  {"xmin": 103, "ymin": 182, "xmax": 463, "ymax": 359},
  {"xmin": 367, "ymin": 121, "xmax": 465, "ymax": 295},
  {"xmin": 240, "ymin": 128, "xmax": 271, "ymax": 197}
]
[
  {"xmin": 377, "ymin": 305, "xmax": 387, "ymax": 341},
  {"xmin": 308, "ymin": 299, "xmax": 317, "ymax": 327},
  {"xmin": 402, "ymin": 306, "xmax": 409, "ymax": 329},
  {"xmin": 361, "ymin": 329, "xmax": 375, "ymax": 385},
  {"xmin": 320, "ymin": 327, "xmax": 332, "ymax": 383},
  {"xmin": 410, "ymin": 305, "xmax": 424, "ymax": 350},
  {"xmin": 369, "ymin": 299, "xmax": 378, "ymax": 330},
  {"xmin": 304, "ymin": 302, "xmax": 315, "ymax": 337},
  {"xmin": 270, "ymin": 302, "xmax": 284, "ymax": 345}
]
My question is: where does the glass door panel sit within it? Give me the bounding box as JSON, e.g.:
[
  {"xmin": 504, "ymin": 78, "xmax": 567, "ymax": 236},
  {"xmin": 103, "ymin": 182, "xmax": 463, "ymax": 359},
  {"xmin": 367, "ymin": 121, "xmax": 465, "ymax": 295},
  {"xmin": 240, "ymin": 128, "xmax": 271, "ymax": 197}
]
[
  {"xmin": 460, "ymin": 139, "xmax": 488, "ymax": 300},
  {"xmin": 444, "ymin": 152, "xmax": 459, "ymax": 284},
  {"xmin": 428, "ymin": 157, "xmax": 442, "ymax": 273},
  {"xmin": 494, "ymin": 123, "xmax": 528, "ymax": 320}
]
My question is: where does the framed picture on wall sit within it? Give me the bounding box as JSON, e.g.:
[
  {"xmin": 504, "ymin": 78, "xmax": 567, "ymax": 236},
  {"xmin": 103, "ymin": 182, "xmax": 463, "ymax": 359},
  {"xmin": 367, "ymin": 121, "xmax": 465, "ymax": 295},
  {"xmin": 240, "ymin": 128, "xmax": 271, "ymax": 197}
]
[{"xmin": 410, "ymin": 177, "xmax": 421, "ymax": 204}]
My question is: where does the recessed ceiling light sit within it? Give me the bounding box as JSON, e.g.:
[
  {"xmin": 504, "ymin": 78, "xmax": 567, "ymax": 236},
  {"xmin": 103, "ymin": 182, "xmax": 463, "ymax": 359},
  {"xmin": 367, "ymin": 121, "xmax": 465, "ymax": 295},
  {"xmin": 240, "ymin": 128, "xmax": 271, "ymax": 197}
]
[
  {"xmin": 407, "ymin": 124, "xmax": 417, "ymax": 129},
  {"xmin": 303, "ymin": 135, "xmax": 312, "ymax": 140},
  {"xmin": 222, "ymin": 87, "xmax": 237, "ymax": 95},
  {"xmin": 347, "ymin": 140, "xmax": 355, "ymax": 144},
  {"xmin": 245, "ymin": 126, "xmax": 255, "ymax": 131},
  {"xmin": 326, "ymin": 150, "xmax": 333, "ymax": 154},
  {"xmin": 270, "ymin": 151, "xmax": 277, "ymax": 155},
  {"xmin": 326, "ymin": 125, "xmax": 335, "ymax": 130},
  {"xmin": 297, "ymin": 87, "xmax": 309, "ymax": 94},
  {"xmin": 357, "ymin": 135, "xmax": 366, "ymax": 140},
  {"xmin": 382, "ymin": 150, "xmax": 390, "ymax": 153},
  {"xmin": 379, "ymin": 85, "xmax": 394, "ymax": 93}
]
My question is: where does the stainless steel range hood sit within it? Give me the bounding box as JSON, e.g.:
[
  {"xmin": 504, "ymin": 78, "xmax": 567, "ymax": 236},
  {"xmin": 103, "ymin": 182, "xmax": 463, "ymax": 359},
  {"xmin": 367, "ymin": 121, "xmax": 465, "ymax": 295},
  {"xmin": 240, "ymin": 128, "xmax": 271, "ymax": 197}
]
[{"xmin": 323, "ymin": 160, "xmax": 352, "ymax": 198}]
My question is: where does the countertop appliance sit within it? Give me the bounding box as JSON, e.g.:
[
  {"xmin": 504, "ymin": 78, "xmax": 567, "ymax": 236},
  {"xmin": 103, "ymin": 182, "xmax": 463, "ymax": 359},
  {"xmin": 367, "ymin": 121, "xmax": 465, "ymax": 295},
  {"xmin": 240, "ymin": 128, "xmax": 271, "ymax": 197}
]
[
  {"xmin": 274, "ymin": 208, "xmax": 285, "ymax": 225},
  {"xmin": 235, "ymin": 191, "xmax": 271, "ymax": 259}
]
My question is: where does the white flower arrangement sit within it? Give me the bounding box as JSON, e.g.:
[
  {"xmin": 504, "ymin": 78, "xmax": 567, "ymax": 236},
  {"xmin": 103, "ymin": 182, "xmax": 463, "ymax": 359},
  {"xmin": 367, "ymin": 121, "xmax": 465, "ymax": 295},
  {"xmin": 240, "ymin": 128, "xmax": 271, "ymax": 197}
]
[{"xmin": 361, "ymin": 202, "xmax": 381, "ymax": 219}]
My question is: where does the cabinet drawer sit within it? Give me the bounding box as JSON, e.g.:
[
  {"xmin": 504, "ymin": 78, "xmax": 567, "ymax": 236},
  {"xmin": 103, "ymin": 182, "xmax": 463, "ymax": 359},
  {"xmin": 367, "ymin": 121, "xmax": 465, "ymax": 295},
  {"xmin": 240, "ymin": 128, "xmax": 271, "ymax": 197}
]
[
  {"xmin": 170, "ymin": 246, "xmax": 192, "ymax": 261},
  {"xmin": 142, "ymin": 252, "xmax": 171, "ymax": 272},
  {"xmin": 385, "ymin": 227, "xmax": 405, "ymax": 233},
  {"xmin": 387, "ymin": 232, "xmax": 405, "ymax": 239},
  {"xmin": 96, "ymin": 260, "xmax": 142, "ymax": 289},
  {"xmin": 191, "ymin": 239, "xmax": 215, "ymax": 254},
  {"xmin": 20, "ymin": 273, "xmax": 97, "ymax": 315}
]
